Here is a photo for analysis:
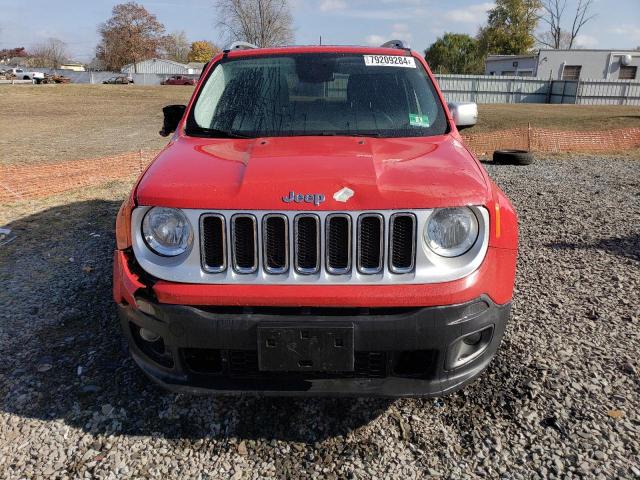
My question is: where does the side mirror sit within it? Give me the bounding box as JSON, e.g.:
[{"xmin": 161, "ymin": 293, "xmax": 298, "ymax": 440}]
[
  {"xmin": 160, "ymin": 104, "xmax": 186, "ymax": 137},
  {"xmin": 448, "ymin": 102, "xmax": 478, "ymax": 131}
]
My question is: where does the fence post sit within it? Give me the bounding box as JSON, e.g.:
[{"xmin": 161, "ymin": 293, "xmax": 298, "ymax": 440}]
[
  {"xmin": 527, "ymin": 122, "xmax": 532, "ymax": 152},
  {"xmin": 472, "ymin": 77, "xmax": 477, "ymax": 103},
  {"xmin": 546, "ymin": 80, "xmax": 552, "ymax": 104},
  {"xmin": 622, "ymin": 82, "xmax": 629, "ymax": 106},
  {"xmin": 139, "ymin": 149, "xmax": 143, "ymax": 174}
]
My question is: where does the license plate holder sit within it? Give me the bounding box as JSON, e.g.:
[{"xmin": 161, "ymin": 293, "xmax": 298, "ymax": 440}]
[{"xmin": 257, "ymin": 325, "xmax": 354, "ymax": 372}]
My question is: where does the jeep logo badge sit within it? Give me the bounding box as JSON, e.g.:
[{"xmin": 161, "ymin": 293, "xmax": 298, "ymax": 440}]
[{"xmin": 282, "ymin": 191, "xmax": 326, "ymax": 206}]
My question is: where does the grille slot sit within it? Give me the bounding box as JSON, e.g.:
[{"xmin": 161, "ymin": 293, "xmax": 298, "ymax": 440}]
[
  {"xmin": 326, "ymin": 214, "xmax": 352, "ymax": 274},
  {"xmin": 294, "ymin": 214, "xmax": 320, "ymax": 274},
  {"xmin": 200, "ymin": 214, "xmax": 226, "ymax": 272},
  {"xmin": 357, "ymin": 214, "xmax": 384, "ymax": 274},
  {"xmin": 263, "ymin": 214, "xmax": 289, "ymax": 274},
  {"xmin": 389, "ymin": 213, "xmax": 416, "ymax": 273},
  {"xmin": 231, "ymin": 214, "xmax": 258, "ymax": 273}
]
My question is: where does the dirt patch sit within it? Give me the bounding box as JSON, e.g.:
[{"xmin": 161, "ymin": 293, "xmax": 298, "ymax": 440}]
[{"xmin": 0, "ymin": 84, "xmax": 193, "ymax": 166}]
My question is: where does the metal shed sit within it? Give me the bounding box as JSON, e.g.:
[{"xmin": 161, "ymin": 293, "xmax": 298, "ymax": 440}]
[{"xmin": 121, "ymin": 59, "xmax": 191, "ymax": 75}]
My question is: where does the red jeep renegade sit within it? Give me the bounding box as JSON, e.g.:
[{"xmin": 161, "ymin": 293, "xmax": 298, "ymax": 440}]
[{"xmin": 113, "ymin": 41, "xmax": 518, "ymax": 396}]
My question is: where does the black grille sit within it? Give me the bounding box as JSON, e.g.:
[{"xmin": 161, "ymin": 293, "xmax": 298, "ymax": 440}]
[
  {"xmin": 390, "ymin": 214, "xmax": 416, "ymax": 272},
  {"xmin": 263, "ymin": 215, "xmax": 288, "ymax": 273},
  {"xmin": 183, "ymin": 348, "xmax": 222, "ymax": 374},
  {"xmin": 232, "ymin": 215, "xmax": 257, "ymax": 272},
  {"xmin": 358, "ymin": 214, "xmax": 383, "ymax": 273},
  {"xmin": 201, "ymin": 215, "xmax": 226, "ymax": 272},
  {"xmin": 198, "ymin": 211, "xmax": 420, "ymax": 278},
  {"xmin": 229, "ymin": 350, "xmax": 259, "ymax": 376},
  {"xmin": 226, "ymin": 350, "xmax": 387, "ymax": 378},
  {"xmin": 177, "ymin": 348, "xmax": 439, "ymax": 380},
  {"xmin": 295, "ymin": 215, "xmax": 320, "ymax": 273},
  {"xmin": 326, "ymin": 215, "xmax": 351, "ymax": 273},
  {"xmin": 354, "ymin": 352, "xmax": 387, "ymax": 378}
]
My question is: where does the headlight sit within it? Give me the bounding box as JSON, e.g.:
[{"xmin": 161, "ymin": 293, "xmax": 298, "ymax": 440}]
[
  {"xmin": 142, "ymin": 207, "xmax": 193, "ymax": 256},
  {"xmin": 425, "ymin": 207, "xmax": 479, "ymax": 257}
]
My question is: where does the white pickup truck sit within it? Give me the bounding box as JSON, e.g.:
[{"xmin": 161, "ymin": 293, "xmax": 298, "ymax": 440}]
[{"xmin": 6, "ymin": 68, "xmax": 45, "ymax": 83}]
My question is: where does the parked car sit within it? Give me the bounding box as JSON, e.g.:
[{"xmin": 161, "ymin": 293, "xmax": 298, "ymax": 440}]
[
  {"xmin": 161, "ymin": 75, "xmax": 196, "ymax": 86},
  {"xmin": 5, "ymin": 68, "xmax": 45, "ymax": 83},
  {"xmin": 103, "ymin": 75, "xmax": 134, "ymax": 85},
  {"xmin": 114, "ymin": 42, "xmax": 518, "ymax": 397}
]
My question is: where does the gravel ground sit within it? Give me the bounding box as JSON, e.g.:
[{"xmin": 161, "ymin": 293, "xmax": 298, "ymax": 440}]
[{"xmin": 0, "ymin": 156, "xmax": 638, "ymax": 479}]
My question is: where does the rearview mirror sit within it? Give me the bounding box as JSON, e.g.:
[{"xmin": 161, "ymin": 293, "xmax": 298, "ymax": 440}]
[
  {"xmin": 160, "ymin": 104, "xmax": 186, "ymax": 137},
  {"xmin": 448, "ymin": 102, "xmax": 478, "ymax": 130}
]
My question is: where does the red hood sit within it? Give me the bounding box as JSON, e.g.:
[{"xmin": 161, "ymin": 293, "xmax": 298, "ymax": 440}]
[{"xmin": 135, "ymin": 134, "xmax": 490, "ymax": 210}]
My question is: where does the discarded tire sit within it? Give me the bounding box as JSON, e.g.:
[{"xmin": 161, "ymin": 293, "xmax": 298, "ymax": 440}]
[{"xmin": 493, "ymin": 150, "xmax": 534, "ymax": 166}]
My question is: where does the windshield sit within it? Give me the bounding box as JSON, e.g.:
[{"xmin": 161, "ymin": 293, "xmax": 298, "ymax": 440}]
[{"xmin": 187, "ymin": 53, "xmax": 448, "ymax": 138}]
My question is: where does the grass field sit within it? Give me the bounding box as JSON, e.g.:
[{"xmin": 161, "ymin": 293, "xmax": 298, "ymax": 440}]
[
  {"xmin": 475, "ymin": 103, "xmax": 640, "ymax": 133},
  {"xmin": 2, "ymin": 84, "xmax": 639, "ymax": 165}
]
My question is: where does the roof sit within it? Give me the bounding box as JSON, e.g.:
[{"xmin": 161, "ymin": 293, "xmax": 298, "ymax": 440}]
[
  {"xmin": 486, "ymin": 49, "xmax": 640, "ymax": 61},
  {"xmin": 122, "ymin": 58, "xmax": 189, "ymax": 68},
  {"xmin": 121, "ymin": 58, "xmax": 192, "ymax": 73},
  {"xmin": 220, "ymin": 45, "xmax": 416, "ymax": 60},
  {"xmin": 486, "ymin": 54, "xmax": 538, "ymax": 61},
  {"xmin": 539, "ymin": 48, "xmax": 640, "ymax": 53}
]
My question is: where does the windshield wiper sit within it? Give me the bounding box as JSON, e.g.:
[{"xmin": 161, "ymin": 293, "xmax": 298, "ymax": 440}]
[
  {"xmin": 346, "ymin": 132, "xmax": 383, "ymax": 137},
  {"xmin": 285, "ymin": 132, "xmax": 383, "ymax": 138},
  {"xmin": 190, "ymin": 127, "xmax": 253, "ymax": 139}
]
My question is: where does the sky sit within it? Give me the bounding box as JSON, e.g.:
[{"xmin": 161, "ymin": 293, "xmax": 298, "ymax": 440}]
[{"xmin": 0, "ymin": 0, "xmax": 639, "ymax": 62}]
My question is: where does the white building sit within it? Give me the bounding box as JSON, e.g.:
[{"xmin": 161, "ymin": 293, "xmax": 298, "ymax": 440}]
[
  {"xmin": 485, "ymin": 49, "xmax": 640, "ymax": 80},
  {"xmin": 60, "ymin": 63, "xmax": 86, "ymax": 72}
]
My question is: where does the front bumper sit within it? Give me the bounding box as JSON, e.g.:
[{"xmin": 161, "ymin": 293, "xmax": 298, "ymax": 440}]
[{"xmin": 118, "ymin": 295, "xmax": 510, "ymax": 397}]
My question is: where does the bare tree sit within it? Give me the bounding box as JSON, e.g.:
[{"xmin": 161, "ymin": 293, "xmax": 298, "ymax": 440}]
[
  {"xmin": 30, "ymin": 38, "xmax": 70, "ymax": 68},
  {"xmin": 538, "ymin": 0, "xmax": 596, "ymax": 49},
  {"xmin": 163, "ymin": 31, "xmax": 190, "ymax": 63},
  {"xmin": 216, "ymin": 0, "xmax": 294, "ymax": 48},
  {"xmin": 537, "ymin": 29, "xmax": 572, "ymax": 49}
]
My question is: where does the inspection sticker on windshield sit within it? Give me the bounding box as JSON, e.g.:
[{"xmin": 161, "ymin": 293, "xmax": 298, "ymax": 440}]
[
  {"xmin": 409, "ymin": 113, "xmax": 430, "ymax": 127},
  {"xmin": 364, "ymin": 55, "xmax": 416, "ymax": 68}
]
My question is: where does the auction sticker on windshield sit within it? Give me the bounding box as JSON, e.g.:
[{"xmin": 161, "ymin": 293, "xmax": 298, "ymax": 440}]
[{"xmin": 364, "ymin": 55, "xmax": 416, "ymax": 68}]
